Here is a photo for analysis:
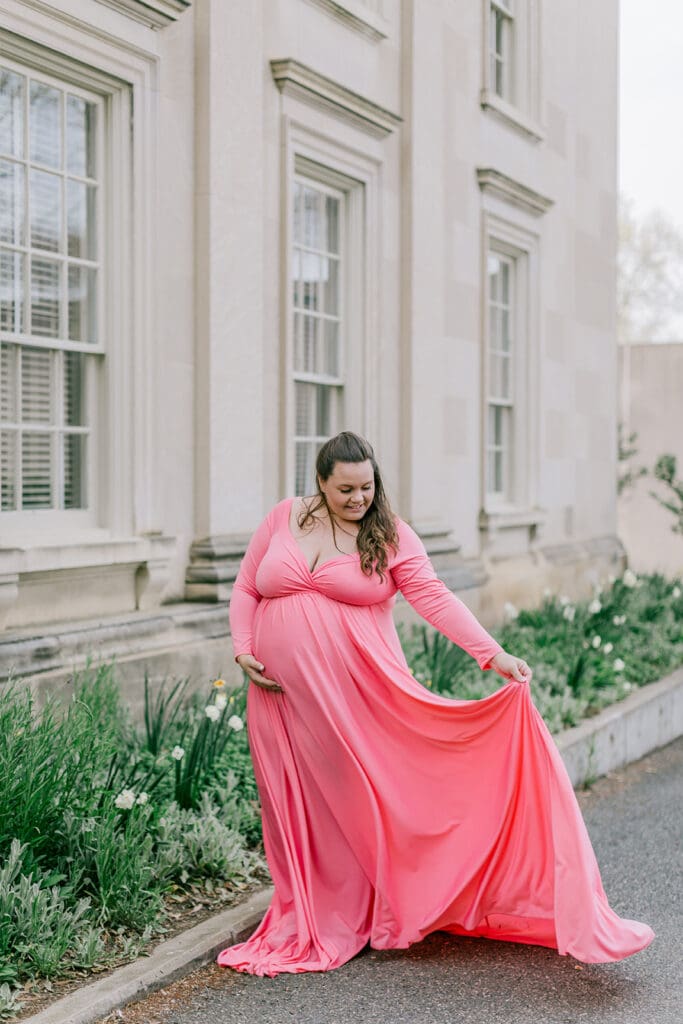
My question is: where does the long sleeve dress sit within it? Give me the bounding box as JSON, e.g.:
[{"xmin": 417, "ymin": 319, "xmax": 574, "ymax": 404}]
[{"xmin": 217, "ymin": 497, "xmax": 654, "ymax": 976}]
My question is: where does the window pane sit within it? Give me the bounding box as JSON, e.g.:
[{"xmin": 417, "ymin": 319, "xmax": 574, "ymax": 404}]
[
  {"xmin": 64, "ymin": 432, "xmax": 86, "ymax": 508},
  {"xmin": 67, "ymin": 180, "xmax": 96, "ymax": 259},
  {"xmin": 30, "ymin": 168, "xmax": 61, "ymax": 252},
  {"xmin": 301, "ymin": 252, "xmax": 321, "ymax": 311},
  {"xmin": 323, "ymin": 257, "xmax": 339, "ymax": 316},
  {"xmin": 68, "ymin": 264, "xmax": 97, "ymax": 343},
  {"xmin": 293, "ymin": 182, "xmax": 303, "ymax": 246},
  {"xmin": 30, "ymin": 256, "xmax": 60, "ymax": 337},
  {"xmin": 296, "ymin": 381, "xmax": 314, "ymax": 436},
  {"xmin": 488, "ymin": 254, "xmax": 500, "ymax": 299},
  {"xmin": 0, "ymin": 69, "xmax": 24, "ymax": 159},
  {"xmin": 21, "ymin": 430, "xmax": 52, "ymax": 508},
  {"xmin": 324, "ymin": 320, "xmax": 340, "ymax": 377},
  {"xmin": 30, "ymin": 81, "xmax": 61, "ymax": 169},
  {"xmin": 66, "ymin": 95, "xmax": 96, "ymax": 178},
  {"xmin": 302, "ymin": 187, "xmax": 322, "ymax": 249},
  {"xmin": 295, "ymin": 440, "xmax": 317, "ymax": 497},
  {"xmin": 0, "ymin": 343, "xmax": 17, "ymax": 422},
  {"xmin": 21, "ymin": 346, "xmax": 52, "ymax": 423},
  {"xmin": 0, "ymin": 159, "xmax": 25, "ymax": 246},
  {"xmin": 292, "ymin": 248, "xmax": 302, "ymax": 308},
  {"xmin": 64, "ymin": 351, "xmax": 86, "ymax": 426},
  {"xmin": 0, "ymin": 429, "xmax": 17, "ymax": 510},
  {"xmin": 500, "ymin": 307, "xmax": 511, "ymax": 351},
  {"xmin": 325, "ymin": 195, "xmax": 339, "ymax": 254},
  {"xmin": 0, "ymin": 250, "xmax": 25, "ymax": 333},
  {"xmin": 299, "ymin": 315, "xmax": 317, "ymax": 374}
]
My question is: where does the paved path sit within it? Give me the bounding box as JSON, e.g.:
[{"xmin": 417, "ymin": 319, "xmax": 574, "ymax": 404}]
[{"xmin": 111, "ymin": 739, "xmax": 682, "ymax": 1024}]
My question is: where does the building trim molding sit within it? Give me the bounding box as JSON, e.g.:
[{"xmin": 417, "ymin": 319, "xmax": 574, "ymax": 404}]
[
  {"xmin": 270, "ymin": 58, "xmax": 402, "ymax": 139},
  {"xmin": 302, "ymin": 0, "xmax": 389, "ymax": 42},
  {"xmin": 476, "ymin": 167, "xmax": 554, "ymax": 217},
  {"xmin": 94, "ymin": 0, "xmax": 191, "ymax": 27}
]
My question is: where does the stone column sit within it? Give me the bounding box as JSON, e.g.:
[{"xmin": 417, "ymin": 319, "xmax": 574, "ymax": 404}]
[{"xmin": 186, "ymin": 0, "xmax": 266, "ymax": 600}]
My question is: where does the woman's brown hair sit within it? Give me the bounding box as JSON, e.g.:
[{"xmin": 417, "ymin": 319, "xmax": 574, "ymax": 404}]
[{"xmin": 297, "ymin": 431, "xmax": 398, "ymax": 580}]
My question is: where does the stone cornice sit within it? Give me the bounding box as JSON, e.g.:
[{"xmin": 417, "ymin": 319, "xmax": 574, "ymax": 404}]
[
  {"xmin": 476, "ymin": 168, "xmax": 554, "ymax": 217},
  {"xmin": 270, "ymin": 58, "xmax": 402, "ymax": 139},
  {"xmin": 95, "ymin": 0, "xmax": 191, "ymax": 28},
  {"xmin": 303, "ymin": 0, "xmax": 389, "ymax": 42}
]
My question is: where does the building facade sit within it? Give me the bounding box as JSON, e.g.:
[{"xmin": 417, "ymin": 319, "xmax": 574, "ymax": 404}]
[
  {"xmin": 0, "ymin": 0, "xmax": 621, "ymax": 697},
  {"xmin": 618, "ymin": 341, "xmax": 683, "ymax": 576}
]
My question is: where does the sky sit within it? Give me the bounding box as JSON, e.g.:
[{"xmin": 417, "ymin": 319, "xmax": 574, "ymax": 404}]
[{"xmin": 619, "ymin": 0, "xmax": 683, "ymax": 231}]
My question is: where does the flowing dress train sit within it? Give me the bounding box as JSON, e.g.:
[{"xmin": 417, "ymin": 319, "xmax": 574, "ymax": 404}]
[{"xmin": 217, "ymin": 498, "xmax": 654, "ymax": 975}]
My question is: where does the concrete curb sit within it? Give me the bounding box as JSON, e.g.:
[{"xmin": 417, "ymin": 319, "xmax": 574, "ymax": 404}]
[
  {"xmin": 20, "ymin": 888, "xmax": 273, "ymax": 1024},
  {"xmin": 556, "ymin": 665, "xmax": 683, "ymax": 787},
  {"xmin": 20, "ymin": 666, "xmax": 683, "ymax": 1024}
]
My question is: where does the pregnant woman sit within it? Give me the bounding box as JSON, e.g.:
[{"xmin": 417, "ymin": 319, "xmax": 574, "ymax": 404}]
[{"xmin": 218, "ymin": 431, "xmax": 654, "ymax": 976}]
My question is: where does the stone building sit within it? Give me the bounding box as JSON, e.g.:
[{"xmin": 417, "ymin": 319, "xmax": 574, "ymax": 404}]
[
  {"xmin": 0, "ymin": 0, "xmax": 621, "ymax": 697},
  {"xmin": 618, "ymin": 341, "xmax": 683, "ymax": 576}
]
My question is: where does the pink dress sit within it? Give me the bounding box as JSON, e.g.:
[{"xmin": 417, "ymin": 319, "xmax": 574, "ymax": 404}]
[{"xmin": 217, "ymin": 497, "xmax": 654, "ymax": 975}]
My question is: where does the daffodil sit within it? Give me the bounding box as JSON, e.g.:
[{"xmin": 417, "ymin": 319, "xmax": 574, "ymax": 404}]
[
  {"xmin": 115, "ymin": 789, "xmax": 136, "ymax": 810},
  {"xmin": 215, "ymin": 694, "xmax": 228, "ymax": 711},
  {"xmin": 205, "ymin": 705, "xmax": 221, "ymax": 722},
  {"xmin": 213, "ymin": 678, "xmax": 226, "ymax": 689},
  {"xmin": 228, "ymin": 714, "xmax": 244, "ymax": 731}
]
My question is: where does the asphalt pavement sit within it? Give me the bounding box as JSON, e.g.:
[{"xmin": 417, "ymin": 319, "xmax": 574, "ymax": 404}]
[{"xmin": 113, "ymin": 738, "xmax": 683, "ymax": 1024}]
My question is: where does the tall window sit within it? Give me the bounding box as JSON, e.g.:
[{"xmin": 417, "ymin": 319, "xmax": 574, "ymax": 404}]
[
  {"xmin": 0, "ymin": 64, "xmax": 101, "ymax": 513},
  {"xmin": 489, "ymin": 0, "xmax": 514, "ymax": 102},
  {"xmin": 486, "ymin": 251, "xmax": 514, "ymax": 499},
  {"xmin": 292, "ymin": 177, "xmax": 344, "ymax": 496}
]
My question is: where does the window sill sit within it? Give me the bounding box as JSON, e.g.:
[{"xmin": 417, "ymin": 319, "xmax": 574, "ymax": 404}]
[
  {"xmin": 478, "ymin": 505, "xmax": 546, "ymax": 533},
  {"xmin": 480, "ymin": 90, "xmax": 545, "ymax": 143},
  {"xmin": 0, "ymin": 534, "xmax": 175, "ymax": 576}
]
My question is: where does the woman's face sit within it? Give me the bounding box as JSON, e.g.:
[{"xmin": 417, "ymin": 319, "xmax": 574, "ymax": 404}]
[{"xmin": 318, "ymin": 460, "xmax": 375, "ymax": 524}]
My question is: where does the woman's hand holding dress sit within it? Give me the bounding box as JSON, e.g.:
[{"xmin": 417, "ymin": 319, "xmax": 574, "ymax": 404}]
[{"xmin": 236, "ymin": 653, "xmax": 283, "ymax": 692}]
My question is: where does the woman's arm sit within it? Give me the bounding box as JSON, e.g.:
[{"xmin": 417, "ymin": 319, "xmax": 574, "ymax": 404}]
[
  {"xmin": 229, "ymin": 502, "xmax": 280, "ymax": 661},
  {"xmin": 389, "ymin": 519, "xmax": 504, "ymax": 671}
]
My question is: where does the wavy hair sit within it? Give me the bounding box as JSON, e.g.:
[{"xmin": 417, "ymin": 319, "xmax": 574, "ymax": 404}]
[{"xmin": 297, "ymin": 431, "xmax": 398, "ymax": 580}]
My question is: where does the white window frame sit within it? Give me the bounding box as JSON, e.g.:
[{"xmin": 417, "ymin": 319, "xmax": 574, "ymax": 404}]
[
  {"xmin": 480, "ymin": 210, "xmax": 541, "ymax": 525},
  {"xmin": 0, "ymin": 11, "xmax": 161, "ymax": 553},
  {"xmin": 280, "ymin": 118, "xmax": 380, "ymax": 500},
  {"xmin": 485, "ymin": 249, "xmax": 516, "ymax": 503},
  {"xmin": 481, "ymin": 0, "xmax": 543, "ymax": 142},
  {"xmin": 291, "ymin": 169, "xmax": 348, "ymax": 496},
  {"xmin": 0, "ymin": 57, "xmax": 105, "ymax": 528}
]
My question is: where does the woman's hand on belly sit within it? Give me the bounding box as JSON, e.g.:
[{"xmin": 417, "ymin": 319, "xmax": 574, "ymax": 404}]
[{"xmin": 236, "ymin": 653, "xmax": 283, "ymax": 692}]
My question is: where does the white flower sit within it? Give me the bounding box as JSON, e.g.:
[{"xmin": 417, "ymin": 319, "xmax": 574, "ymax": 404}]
[
  {"xmin": 673, "ymin": 585, "xmax": 681, "ymax": 599},
  {"xmin": 205, "ymin": 704, "xmax": 221, "ymax": 722},
  {"xmin": 228, "ymin": 714, "xmax": 244, "ymax": 732},
  {"xmin": 136, "ymin": 792, "xmax": 149, "ymax": 806},
  {"xmin": 563, "ymin": 605, "xmax": 576, "ymax": 622},
  {"xmin": 603, "ymin": 642, "xmax": 613, "ymax": 654},
  {"xmin": 613, "ymin": 658, "xmax": 625, "ymax": 672},
  {"xmin": 588, "ymin": 598, "xmax": 602, "ymax": 615},
  {"xmin": 115, "ymin": 789, "xmax": 136, "ymax": 810},
  {"xmin": 215, "ymin": 694, "xmax": 228, "ymax": 711},
  {"xmin": 612, "ymin": 614, "xmax": 626, "ymax": 626},
  {"xmin": 607, "ymin": 573, "xmax": 616, "ymax": 584},
  {"xmin": 559, "ymin": 595, "xmax": 570, "ymax": 606},
  {"xmin": 171, "ymin": 745, "xmax": 185, "ymax": 761},
  {"xmin": 543, "ymin": 587, "xmax": 553, "ymax": 597},
  {"xmin": 623, "ymin": 681, "xmax": 633, "ymax": 691},
  {"xmin": 503, "ymin": 601, "xmax": 519, "ymax": 621},
  {"xmin": 622, "ymin": 569, "xmax": 638, "ymax": 588},
  {"xmin": 591, "ymin": 635, "xmax": 601, "ymax": 649}
]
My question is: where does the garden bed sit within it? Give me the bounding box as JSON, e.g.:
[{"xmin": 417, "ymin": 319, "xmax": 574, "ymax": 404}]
[{"xmin": 1, "ymin": 569, "xmax": 682, "ymax": 1020}]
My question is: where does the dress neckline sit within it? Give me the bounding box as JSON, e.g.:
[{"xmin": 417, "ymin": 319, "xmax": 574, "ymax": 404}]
[{"xmin": 285, "ymin": 496, "xmax": 360, "ymax": 575}]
